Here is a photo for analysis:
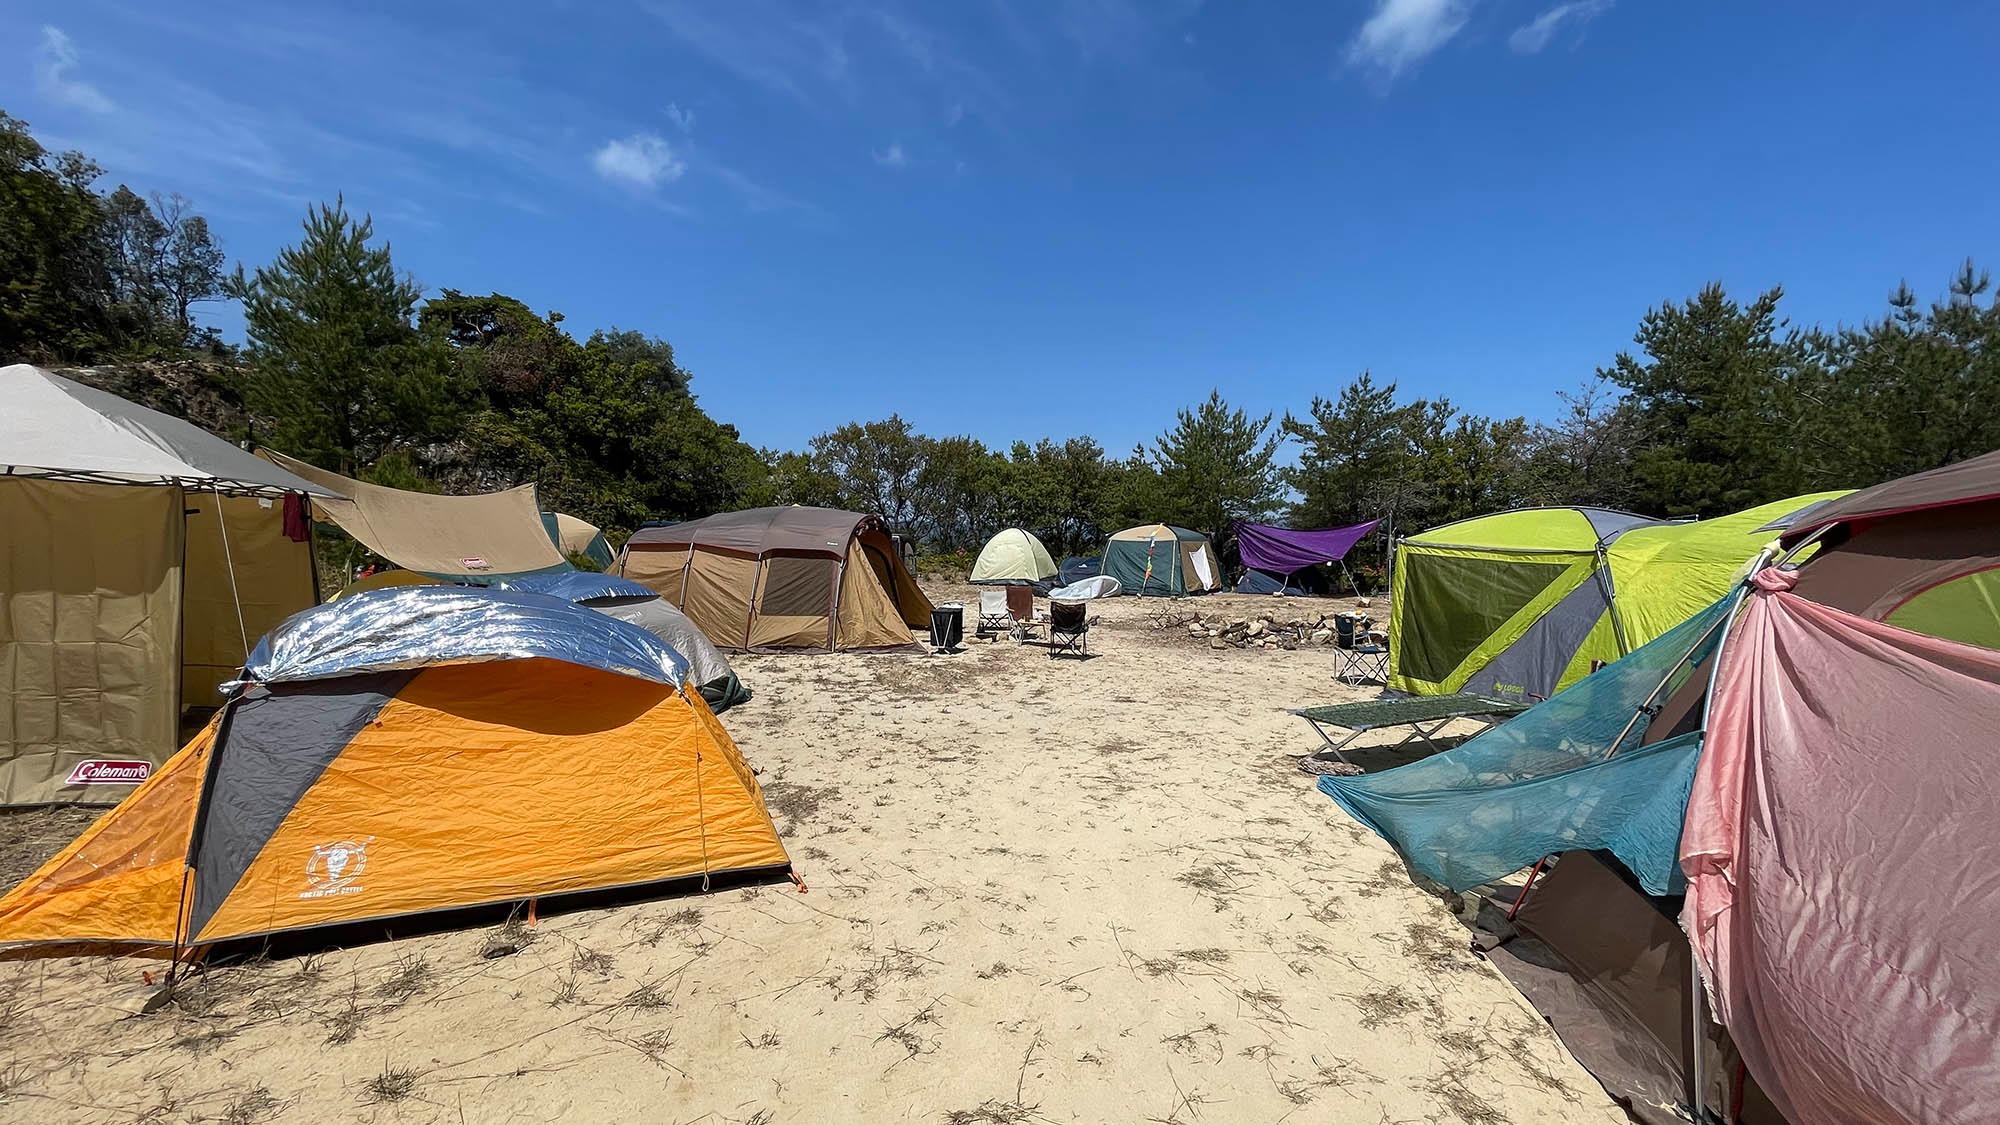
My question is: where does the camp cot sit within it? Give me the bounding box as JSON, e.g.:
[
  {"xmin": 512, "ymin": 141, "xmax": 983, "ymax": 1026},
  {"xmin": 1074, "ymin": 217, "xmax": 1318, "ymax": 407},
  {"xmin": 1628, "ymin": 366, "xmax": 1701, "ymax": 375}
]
[
  {"xmin": 0, "ymin": 585, "xmax": 790, "ymax": 959},
  {"xmin": 1233, "ymin": 518, "xmax": 1381, "ymax": 596},
  {"xmin": 260, "ymin": 449, "xmax": 570, "ymax": 583},
  {"xmin": 616, "ymin": 506, "xmax": 933, "ymax": 652},
  {"xmin": 1387, "ymin": 494, "xmax": 1846, "ymax": 702},
  {"xmin": 0, "ymin": 364, "xmax": 327, "ymax": 807},
  {"xmin": 544, "ymin": 511, "xmax": 616, "ymax": 569},
  {"xmin": 1323, "ymin": 453, "xmax": 2000, "ymax": 1124},
  {"xmin": 968, "ymin": 527, "xmax": 1058, "ymax": 588},
  {"xmin": 1100, "ymin": 524, "xmax": 1222, "ymax": 597}
]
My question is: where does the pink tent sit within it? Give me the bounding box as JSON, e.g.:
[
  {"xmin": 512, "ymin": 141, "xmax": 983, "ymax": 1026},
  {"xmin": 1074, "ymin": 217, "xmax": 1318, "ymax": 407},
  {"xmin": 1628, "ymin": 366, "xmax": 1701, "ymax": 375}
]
[{"xmin": 1682, "ymin": 560, "xmax": 2000, "ymax": 1122}]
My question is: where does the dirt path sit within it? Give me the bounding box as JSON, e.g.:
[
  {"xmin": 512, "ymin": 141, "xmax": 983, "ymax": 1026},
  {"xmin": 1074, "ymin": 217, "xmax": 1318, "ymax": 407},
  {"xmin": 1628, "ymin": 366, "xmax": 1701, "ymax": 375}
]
[{"xmin": 0, "ymin": 589, "xmax": 1627, "ymax": 1124}]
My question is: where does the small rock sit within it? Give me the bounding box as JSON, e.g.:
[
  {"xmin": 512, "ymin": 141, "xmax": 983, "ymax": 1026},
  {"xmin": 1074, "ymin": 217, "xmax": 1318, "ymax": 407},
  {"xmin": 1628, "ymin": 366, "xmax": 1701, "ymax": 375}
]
[
  {"xmin": 1246, "ymin": 620, "xmax": 1267, "ymax": 638},
  {"xmin": 1209, "ymin": 638, "xmax": 1227, "ymax": 650},
  {"xmin": 1310, "ymin": 628, "xmax": 1333, "ymax": 644}
]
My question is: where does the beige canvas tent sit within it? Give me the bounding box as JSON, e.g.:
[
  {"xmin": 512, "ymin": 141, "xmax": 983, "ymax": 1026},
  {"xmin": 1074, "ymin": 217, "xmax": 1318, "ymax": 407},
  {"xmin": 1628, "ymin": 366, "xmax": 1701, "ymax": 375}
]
[
  {"xmin": 970, "ymin": 528, "xmax": 1058, "ymax": 586},
  {"xmin": 616, "ymin": 507, "xmax": 932, "ymax": 651},
  {"xmin": 260, "ymin": 449, "xmax": 568, "ymax": 581},
  {"xmin": 0, "ymin": 364, "xmax": 324, "ymax": 806}
]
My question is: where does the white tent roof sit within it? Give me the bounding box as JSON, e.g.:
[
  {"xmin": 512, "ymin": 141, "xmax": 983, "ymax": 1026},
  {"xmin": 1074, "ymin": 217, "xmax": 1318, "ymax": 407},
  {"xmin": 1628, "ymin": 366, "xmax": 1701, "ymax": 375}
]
[{"xmin": 0, "ymin": 363, "xmax": 328, "ymax": 494}]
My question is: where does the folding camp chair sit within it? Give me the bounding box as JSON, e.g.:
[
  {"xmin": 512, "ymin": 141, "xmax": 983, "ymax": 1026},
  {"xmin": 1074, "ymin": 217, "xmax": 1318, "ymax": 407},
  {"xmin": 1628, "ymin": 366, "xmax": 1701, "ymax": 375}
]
[
  {"xmin": 1333, "ymin": 613, "xmax": 1389, "ymax": 686},
  {"xmin": 1005, "ymin": 585, "xmax": 1043, "ymax": 643},
  {"xmin": 1049, "ymin": 599, "xmax": 1090, "ymax": 658},
  {"xmin": 976, "ymin": 588, "xmax": 1011, "ymax": 636}
]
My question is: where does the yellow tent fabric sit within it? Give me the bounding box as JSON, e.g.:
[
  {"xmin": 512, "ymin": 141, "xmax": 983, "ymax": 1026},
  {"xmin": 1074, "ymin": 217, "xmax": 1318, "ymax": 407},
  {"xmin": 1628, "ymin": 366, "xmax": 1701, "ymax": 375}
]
[
  {"xmin": 970, "ymin": 528, "xmax": 1058, "ymax": 584},
  {"xmin": 0, "ymin": 480, "xmax": 313, "ymax": 807},
  {"xmin": 260, "ymin": 449, "xmax": 566, "ymax": 579},
  {"xmin": 0, "ymin": 658, "xmax": 788, "ymax": 955}
]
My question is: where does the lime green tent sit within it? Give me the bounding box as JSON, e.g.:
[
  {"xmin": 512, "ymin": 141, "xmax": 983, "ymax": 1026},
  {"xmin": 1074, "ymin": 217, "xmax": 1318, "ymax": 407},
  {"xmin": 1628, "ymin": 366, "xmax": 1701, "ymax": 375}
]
[{"xmin": 1387, "ymin": 492, "xmax": 1848, "ymax": 701}]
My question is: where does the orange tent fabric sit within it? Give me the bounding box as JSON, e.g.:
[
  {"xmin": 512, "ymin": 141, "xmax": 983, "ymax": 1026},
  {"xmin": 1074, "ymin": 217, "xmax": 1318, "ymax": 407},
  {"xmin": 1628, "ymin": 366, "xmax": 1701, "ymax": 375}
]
[{"xmin": 0, "ymin": 657, "xmax": 787, "ymax": 955}]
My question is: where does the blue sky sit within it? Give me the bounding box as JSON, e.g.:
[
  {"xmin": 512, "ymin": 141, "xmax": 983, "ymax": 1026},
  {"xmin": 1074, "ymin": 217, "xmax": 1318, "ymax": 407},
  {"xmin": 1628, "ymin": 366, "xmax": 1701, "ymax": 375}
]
[{"xmin": 4, "ymin": 1, "xmax": 1995, "ymax": 455}]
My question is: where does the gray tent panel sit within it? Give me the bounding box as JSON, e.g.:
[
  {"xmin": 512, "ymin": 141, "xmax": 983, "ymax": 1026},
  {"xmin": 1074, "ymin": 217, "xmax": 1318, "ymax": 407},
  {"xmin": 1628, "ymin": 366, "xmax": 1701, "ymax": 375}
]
[
  {"xmin": 587, "ymin": 596, "xmax": 749, "ymax": 713},
  {"xmin": 1579, "ymin": 508, "xmax": 1659, "ymax": 542},
  {"xmin": 187, "ymin": 673, "xmax": 413, "ymax": 937},
  {"xmin": 1460, "ymin": 575, "xmax": 1614, "ymax": 703}
]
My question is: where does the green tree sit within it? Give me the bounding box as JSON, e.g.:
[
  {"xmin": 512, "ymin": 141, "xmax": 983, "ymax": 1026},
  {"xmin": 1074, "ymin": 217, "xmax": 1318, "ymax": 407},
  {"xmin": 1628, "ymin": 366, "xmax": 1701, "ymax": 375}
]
[
  {"xmin": 806, "ymin": 416, "xmax": 927, "ymax": 530},
  {"xmin": 231, "ymin": 198, "xmax": 459, "ymax": 471},
  {"xmin": 1148, "ymin": 390, "xmax": 1282, "ymax": 545},
  {"xmin": 0, "ymin": 111, "xmax": 117, "ymax": 358},
  {"xmin": 1806, "ymin": 262, "xmax": 2000, "ymax": 485},
  {"xmin": 1599, "ymin": 283, "xmax": 1815, "ymax": 516}
]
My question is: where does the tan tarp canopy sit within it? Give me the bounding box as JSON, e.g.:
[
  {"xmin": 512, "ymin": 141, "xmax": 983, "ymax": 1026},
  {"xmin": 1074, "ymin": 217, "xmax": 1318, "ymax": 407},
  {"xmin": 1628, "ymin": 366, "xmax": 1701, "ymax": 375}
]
[
  {"xmin": 617, "ymin": 506, "xmax": 932, "ymax": 652},
  {"xmin": 260, "ymin": 449, "xmax": 566, "ymax": 579},
  {"xmin": 1, "ymin": 365, "xmax": 318, "ymax": 806}
]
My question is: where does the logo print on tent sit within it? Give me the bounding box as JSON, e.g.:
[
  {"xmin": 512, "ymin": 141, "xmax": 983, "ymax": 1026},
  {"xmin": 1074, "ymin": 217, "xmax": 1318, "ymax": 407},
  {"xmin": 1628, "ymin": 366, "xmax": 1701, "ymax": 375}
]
[
  {"xmin": 64, "ymin": 759, "xmax": 152, "ymax": 785},
  {"xmin": 302, "ymin": 839, "xmax": 372, "ymax": 900}
]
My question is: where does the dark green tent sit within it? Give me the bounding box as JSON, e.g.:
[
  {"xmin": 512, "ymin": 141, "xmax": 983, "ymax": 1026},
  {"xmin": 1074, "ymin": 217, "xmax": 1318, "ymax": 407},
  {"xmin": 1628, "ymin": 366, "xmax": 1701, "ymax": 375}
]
[{"xmin": 1101, "ymin": 524, "xmax": 1221, "ymax": 597}]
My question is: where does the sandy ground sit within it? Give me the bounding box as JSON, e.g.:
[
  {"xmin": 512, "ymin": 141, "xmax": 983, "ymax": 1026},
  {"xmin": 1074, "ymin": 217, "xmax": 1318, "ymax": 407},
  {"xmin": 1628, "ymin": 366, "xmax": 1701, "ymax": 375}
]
[{"xmin": 0, "ymin": 586, "xmax": 1631, "ymax": 1125}]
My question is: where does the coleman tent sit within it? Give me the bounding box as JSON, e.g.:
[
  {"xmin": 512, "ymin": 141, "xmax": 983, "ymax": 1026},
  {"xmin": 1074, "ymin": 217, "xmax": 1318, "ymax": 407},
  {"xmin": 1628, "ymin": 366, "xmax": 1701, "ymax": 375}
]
[
  {"xmin": 0, "ymin": 585, "xmax": 790, "ymax": 959},
  {"xmin": 544, "ymin": 511, "xmax": 616, "ymax": 569},
  {"xmin": 969, "ymin": 528, "xmax": 1058, "ymax": 587},
  {"xmin": 260, "ymin": 449, "xmax": 569, "ymax": 583},
  {"xmin": 1388, "ymin": 494, "xmax": 1846, "ymax": 702},
  {"xmin": 1101, "ymin": 524, "xmax": 1221, "ymax": 597},
  {"xmin": 1323, "ymin": 452, "xmax": 2000, "ymax": 1124},
  {"xmin": 501, "ymin": 572, "xmax": 749, "ymax": 713},
  {"xmin": 1234, "ymin": 518, "xmax": 1380, "ymax": 595},
  {"xmin": 0, "ymin": 364, "xmax": 326, "ymax": 807},
  {"xmin": 616, "ymin": 506, "xmax": 932, "ymax": 652}
]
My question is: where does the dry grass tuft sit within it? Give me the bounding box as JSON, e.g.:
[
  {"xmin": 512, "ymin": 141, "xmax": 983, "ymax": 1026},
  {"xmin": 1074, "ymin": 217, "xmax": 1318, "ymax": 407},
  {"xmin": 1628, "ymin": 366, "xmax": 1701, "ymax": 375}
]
[
  {"xmin": 1401, "ymin": 922, "xmax": 1474, "ymax": 975},
  {"xmin": 623, "ymin": 982, "xmax": 671, "ymax": 1010},
  {"xmin": 480, "ymin": 913, "xmax": 534, "ymax": 959},
  {"xmin": 217, "ymin": 1085, "xmax": 284, "ymax": 1125},
  {"xmin": 1425, "ymin": 1074, "xmax": 1510, "ymax": 1125},
  {"xmin": 361, "ymin": 1065, "xmax": 420, "ymax": 1105},
  {"xmin": 1352, "ymin": 986, "xmax": 1422, "ymax": 1030},
  {"xmin": 373, "ymin": 953, "xmax": 433, "ymax": 1001},
  {"xmin": 942, "ymin": 1100, "xmax": 1040, "ymax": 1124}
]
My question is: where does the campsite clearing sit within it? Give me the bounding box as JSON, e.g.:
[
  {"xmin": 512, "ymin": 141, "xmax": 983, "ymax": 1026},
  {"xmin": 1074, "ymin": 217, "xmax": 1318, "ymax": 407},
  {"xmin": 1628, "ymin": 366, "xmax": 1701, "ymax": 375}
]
[{"xmin": 0, "ymin": 586, "xmax": 1627, "ymax": 1125}]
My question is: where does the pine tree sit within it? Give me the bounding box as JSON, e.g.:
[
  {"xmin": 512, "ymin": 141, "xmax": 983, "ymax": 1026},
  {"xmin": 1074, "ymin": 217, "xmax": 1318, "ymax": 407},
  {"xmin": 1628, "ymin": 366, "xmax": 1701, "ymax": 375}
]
[
  {"xmin": 231, "ymin": 198, "xmax": 458, "ymax": 471},
  {"xmin": 1150, "ymin": 390, "xmax": 1282, "ymax": 545}
]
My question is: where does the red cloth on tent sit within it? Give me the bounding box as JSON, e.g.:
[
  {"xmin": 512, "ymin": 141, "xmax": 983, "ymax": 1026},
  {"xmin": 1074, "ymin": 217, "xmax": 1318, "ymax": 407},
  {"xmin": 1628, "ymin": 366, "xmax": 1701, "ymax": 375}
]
[
  {"xmin": 282, "ymin": 492, "xmax": 311, "ymax": 543},
  {"xmin": 1681, "ymin": 569, "xmax": 2000, "ymax": 1125}
]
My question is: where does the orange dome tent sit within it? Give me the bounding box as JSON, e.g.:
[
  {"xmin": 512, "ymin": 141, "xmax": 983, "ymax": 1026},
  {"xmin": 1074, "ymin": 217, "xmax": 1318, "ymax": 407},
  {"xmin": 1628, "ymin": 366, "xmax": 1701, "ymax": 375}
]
[{"xmin": 0, "ymin": 586, "xmax": 790, "ymax": 959}]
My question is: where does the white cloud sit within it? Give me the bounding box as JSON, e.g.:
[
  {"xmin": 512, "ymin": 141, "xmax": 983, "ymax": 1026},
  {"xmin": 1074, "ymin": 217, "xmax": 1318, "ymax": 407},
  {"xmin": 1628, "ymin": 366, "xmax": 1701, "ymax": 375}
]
[
  {"xmin": 592, "ymin": 132, "xmax": 686, "ymax": 189},
  {"xmin": 665, "ymin": 101, "xmax": 696, "ymax": 132},
  {"xmin": 1345, "ymin": 0, "xmax": 1470, "ymax": 80},
  {"xmin": 873, "ymin": 143, "xmax": 908, "ymax": 169},
  {"xmin": 35, "ymin": 27, "xmax": 115, "ymax": 113},
  {"xmin": 1509, "ymin": 0, "xmax": 1610, "ymax": 54}
]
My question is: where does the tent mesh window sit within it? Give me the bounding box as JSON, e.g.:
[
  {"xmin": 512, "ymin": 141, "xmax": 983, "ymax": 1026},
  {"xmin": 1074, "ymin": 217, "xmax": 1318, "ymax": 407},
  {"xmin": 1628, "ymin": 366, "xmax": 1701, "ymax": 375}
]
[
  {"xmin": 758, "ymin": 557, "xmax": 837, "ymax": 617},
  {"xmin": 1397, "ymin": 553, "xmax": 1575, "ymax": 683}
]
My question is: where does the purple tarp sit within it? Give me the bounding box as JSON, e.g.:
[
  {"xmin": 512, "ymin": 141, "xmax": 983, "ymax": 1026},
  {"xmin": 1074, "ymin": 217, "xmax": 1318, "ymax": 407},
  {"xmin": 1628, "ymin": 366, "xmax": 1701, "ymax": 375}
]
[{"xmin": 1234, "ymin": 518, "xmax": 1381, "ymax": 574}]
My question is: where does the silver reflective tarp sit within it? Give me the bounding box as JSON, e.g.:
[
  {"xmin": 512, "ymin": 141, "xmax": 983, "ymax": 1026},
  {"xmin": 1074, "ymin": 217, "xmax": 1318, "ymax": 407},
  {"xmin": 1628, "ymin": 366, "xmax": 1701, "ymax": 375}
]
[
  {"xmin": 234, "ymin": 585, "xmax": 687, "ymax": 692},
  {"xmin": 500, "ymin": 572, "xmax": 657, "ymax": 603},
  {"xmin": 1051, "ymin": 575, "xmax": 1122, "ymax": 601}
]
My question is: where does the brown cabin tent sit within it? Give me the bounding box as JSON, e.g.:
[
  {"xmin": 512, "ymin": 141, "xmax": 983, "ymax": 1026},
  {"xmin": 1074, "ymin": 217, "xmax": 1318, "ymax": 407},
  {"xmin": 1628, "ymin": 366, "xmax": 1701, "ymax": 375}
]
[
  {"xmin": 0, "ymin": 364, "xmax": 326, "ymax": 806},
  {"xmin": 1481, "ymin": 450, "xmax": 2000, "ymax": 1125},
  {"xmin": 616, "ymin": 506, "xmax": 932, "ymax": 651}
]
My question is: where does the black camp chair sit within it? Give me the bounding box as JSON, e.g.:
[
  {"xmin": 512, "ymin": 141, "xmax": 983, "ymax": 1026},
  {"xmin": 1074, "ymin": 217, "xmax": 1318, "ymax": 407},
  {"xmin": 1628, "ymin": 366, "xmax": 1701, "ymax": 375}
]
[
  {"xmin": 1334, "ymin": 613, "xmax": 1389, "ymax": 686},
  {"xmin": 1049, "ymin": 599, "xmax": 1090, "ymax": 659}
]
